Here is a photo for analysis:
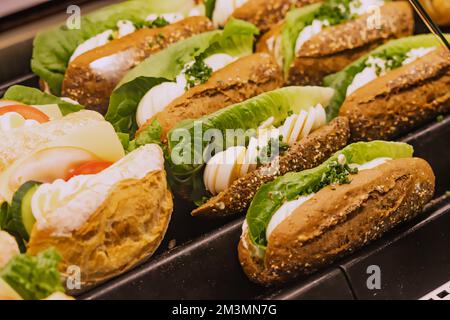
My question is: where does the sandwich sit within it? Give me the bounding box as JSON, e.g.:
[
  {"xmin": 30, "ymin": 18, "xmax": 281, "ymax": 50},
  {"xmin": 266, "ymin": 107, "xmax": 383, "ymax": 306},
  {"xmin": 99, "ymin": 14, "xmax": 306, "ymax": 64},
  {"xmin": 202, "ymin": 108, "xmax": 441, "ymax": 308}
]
[
  {"xmin": 257, "ymin": 0, "xmax": 414, "ymax": 85},
  {"xmin": 0, "ymin": 231, "xmax": 72, "ymax": 300},
  {"xmin": 62, "ymin": 14, "xmax": 214, "ymax": 113},
  {"xmin": 238, "ymin": 141, "xmax": 435, "ymax": 285},
  {"xmin": 106, "ymin": 19, "xmax": 283, "ymax": 140},
  {"xmin": 420, "ymin": 0, "xmax": 450, "ymax": 26},
  {"xmin": 325, "ymin": 34, "xmax": 450, "ymax": 141},
  {"xmin": 32, "ymin": 0, "xmax": 205, "ymax": 98},
  {"xmin": 0, "ymin": 94, "xmax": 173, "ymax": 286},
  {"xmin": 205, "ymin": 0, "xmax": 321, "ymax": 33},
  {"xmin": 166, "ymin": 86, "xmax": 350, "ymax": 215}
]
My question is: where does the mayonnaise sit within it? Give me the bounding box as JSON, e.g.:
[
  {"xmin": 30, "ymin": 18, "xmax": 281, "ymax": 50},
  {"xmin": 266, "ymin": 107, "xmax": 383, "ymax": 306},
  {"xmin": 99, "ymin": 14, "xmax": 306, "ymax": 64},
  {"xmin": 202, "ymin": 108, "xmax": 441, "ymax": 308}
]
[{"xmin": 212, "ymin": 0, "xmax": 249, "ymax": 27}]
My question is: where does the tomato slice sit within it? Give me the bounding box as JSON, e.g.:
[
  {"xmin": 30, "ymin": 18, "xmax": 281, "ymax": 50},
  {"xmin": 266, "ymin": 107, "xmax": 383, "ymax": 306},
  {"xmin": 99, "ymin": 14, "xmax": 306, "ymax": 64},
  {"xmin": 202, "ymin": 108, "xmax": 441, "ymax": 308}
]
[
  {"xmin": 0, "ymin": 105, "xmax": 50, "ymax": 123},
  {"xmin": 66, "ymin": 161, "xmax": 113, "ymax": 180}
]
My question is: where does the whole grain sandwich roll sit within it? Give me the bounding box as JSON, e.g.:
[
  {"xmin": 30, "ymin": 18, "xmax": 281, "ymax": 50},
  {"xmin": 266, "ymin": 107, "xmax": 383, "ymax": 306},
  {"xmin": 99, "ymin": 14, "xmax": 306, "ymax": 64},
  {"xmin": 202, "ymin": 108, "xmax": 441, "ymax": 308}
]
[
  {"xmin": 257, "ymin": 0, "xmax": 413, "ymax": 86},
  {"xmin": 62, "ymin": 16, "xmax": 214, "ymax": 114},
  {"xmin": 239, "ymin": 141, "xmax": 435, "ymax": 285},
  {"xmin": 166, "ymin": 86, "xmax": 350, "ymax": 214},
  {"xmin": 325, "ymin": 35, "xmax": 450, "ymax": 141}
]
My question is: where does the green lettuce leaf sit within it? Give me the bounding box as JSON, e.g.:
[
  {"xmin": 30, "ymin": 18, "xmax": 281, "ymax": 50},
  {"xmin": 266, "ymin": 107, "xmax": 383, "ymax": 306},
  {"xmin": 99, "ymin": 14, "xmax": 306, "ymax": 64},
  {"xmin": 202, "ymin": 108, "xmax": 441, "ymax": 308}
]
[
  {"xmin": 166, "ymin": 86, "xmax": 334, "ymax": 203},
  {"xmin": 204, "ymin": 0, "xmax": 217, "ymax": 19},
  {"xmin": 246, "ymin": 141, "xmax": 413, "ymax": 249},
  {"xmin": 127, "ymin": 120, "xmax": 162, "ymax": 152},
  {"xmin": 281, "ymin": 3, "xmax": 322, "ymax": 76},
  {"xmin": 2, "ymin": 85, "xmax": 83, "ymax": 115},
  {"xmin": 31, "ymin": 0, "xmax": 197, "ymax": 95},
  {"xmin": 0, "ymin": 249, "xmax": 64, "ymax": 300},
  {"xmin": 106, "ymin": 18, "xmax": 258, "ymax": 137},
  {"xmin": 324, "ymin": 34, "xmax": 450, "ymax": 120}
]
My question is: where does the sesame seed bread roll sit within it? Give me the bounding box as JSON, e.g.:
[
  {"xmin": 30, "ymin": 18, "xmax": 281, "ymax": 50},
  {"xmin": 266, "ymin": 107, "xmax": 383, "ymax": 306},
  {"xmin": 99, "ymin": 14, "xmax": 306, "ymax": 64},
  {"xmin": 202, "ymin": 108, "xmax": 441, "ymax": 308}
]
[
  {"xmin": 62, "ymin": 17, "xmax": 214, "ymax": 114},
  {"xmin": 192, "ymin": 116, "xmax": 350, "ymax": 217},
  {"xmin": 239, "ymin": 157, "xmax": 435, "ymax": 285},
  {"xmin": 138, "ymin": 53, "xmax": 284, "ymax": 141},
  {"xmin": 339, "ymin": 47, "xmax": 450, "ymax": 141}
]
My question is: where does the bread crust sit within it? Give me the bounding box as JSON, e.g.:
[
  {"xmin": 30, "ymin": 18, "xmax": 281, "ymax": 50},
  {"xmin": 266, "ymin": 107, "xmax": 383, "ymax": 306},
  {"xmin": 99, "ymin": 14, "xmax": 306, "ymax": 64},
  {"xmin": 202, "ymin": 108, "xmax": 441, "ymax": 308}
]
[
  {"xmin": 239, "ymin": 157, "xmax": 435, "ymax": 285},
  {"xmin": 138, "ymin": 53, "xmax": 283, "ymax": 140},
  {"xmin": 257, "ymin": 1, "xmax": 414, "ymax": 85},
  {"xmin": 340, "ymin": 48, "xmax": 450, "ymax": 141},
  {"xmin": 192, "ymin": 116, "xmax": 350, "ymax": 217},
  {"xmin": 232, "ymin": 0, "xmax": 320, "ymax": 34},
  {"xmin": 27, "ymin": 169, "xmax": 173, "ymax": 287},
  {"xmin": 62, "ymin": 16, "xmax": 213, "ymax": 114}
]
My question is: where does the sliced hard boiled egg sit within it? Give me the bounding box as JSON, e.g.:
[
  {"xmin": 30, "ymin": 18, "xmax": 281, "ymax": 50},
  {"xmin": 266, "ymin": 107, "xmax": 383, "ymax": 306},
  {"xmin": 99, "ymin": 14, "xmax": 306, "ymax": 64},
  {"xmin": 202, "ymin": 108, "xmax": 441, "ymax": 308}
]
[
  {"xmin": 203, "ymin": 53, "xmax": 236, "ymax": 72},
  {"xmin": 299, "ymin": 108, "xmax": 316, "ymax": 140},
  {"xmin": 136, "ymin": 81, "xmax": 185, "ymax": 127}
]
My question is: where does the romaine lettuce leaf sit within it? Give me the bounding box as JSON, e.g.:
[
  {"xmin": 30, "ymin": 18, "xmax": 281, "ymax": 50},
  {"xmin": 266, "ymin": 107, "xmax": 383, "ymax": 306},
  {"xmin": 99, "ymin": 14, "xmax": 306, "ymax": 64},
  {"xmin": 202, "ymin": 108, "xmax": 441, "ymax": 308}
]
[
  {"xmin": 31, "ymin": 0, "xmax": 198, "ymax": 95},
  {"xmin": 281, "ymin": 3, "xmax": 322, "ymax": 76},
  {"xmin": 2, "ymin": 85, "xmax": 83, "ymax": 115},
  {"xmin": 106, "ymin": 18, "xmax": 258, "ymax": 137},
  {"xmin": 324, "ymin": 34, "xmax": 450, "ymax": 120},
  {"xmin": 166, "ymin": 86, "xmax": 334, "ymax": 203},
  {"xmin": 246, "ymin": 141, "xmax": 413, "ymax": 249},
  {"xmin": 0, "ymin": 249, "xmax": 64, "ymax": 300}
]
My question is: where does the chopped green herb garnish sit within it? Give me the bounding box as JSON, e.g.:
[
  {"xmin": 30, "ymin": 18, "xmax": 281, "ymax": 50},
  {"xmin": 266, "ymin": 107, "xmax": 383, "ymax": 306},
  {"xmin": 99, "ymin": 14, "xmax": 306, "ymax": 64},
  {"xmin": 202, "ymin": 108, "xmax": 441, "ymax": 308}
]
[
  {"xmin": 437, "ymin": 115, "xmax": 444, "ymax": 122},
  {"xmin": 184, "ymin": 54, "xmax": 213, "ymax": 90},
  {"xmin": 315, "ymin": 0, "xmax": 355, "ymax": 26},
  {"xmin": 135, "ymin": 16, "xmax": 170, "ymax": 29}
]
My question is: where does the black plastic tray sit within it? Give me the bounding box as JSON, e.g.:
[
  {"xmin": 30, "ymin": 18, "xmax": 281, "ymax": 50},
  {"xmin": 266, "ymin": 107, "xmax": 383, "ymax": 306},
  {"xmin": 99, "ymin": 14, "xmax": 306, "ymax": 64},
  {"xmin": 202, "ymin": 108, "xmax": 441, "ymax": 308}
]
[{"xmin": 0, "ymin": 2, "xmax": 449, "ymax": 300}]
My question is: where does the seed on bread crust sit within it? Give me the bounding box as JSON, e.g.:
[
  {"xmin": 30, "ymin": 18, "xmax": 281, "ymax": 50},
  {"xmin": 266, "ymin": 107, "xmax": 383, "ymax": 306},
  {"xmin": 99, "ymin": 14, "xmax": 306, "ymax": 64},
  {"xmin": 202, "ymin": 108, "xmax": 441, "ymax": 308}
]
[
  {"xmin": 192, "ymin": 116, "xmax": 350, "ymax": 217},
  {"xmin": 62, "ymin": 17, "xmax": 214, "ymax": 114},
  {"xmin": 238, "ymin": 157, "xmax": 435, "ymax": 285},
  {"xmin": 340, "ymin": 48, "xmax": 450, "ymax": 141}
]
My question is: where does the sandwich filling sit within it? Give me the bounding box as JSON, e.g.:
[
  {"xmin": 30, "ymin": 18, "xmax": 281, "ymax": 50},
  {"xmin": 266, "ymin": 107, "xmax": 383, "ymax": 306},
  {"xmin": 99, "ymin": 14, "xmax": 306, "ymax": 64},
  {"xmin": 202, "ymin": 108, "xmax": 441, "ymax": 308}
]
[
  {"xmin": 346, "ymin": 46, "xmax": 436, "ymax": 96},
  {"xmin": 203, "ymin": 104, "xmax": 326, "ymax": 195},
  {"xmin": 136, "ymin": 53, "xmax": 237, "ymax": 127},
  {"xmin": 31, "ymin": 144, "xmax": 164, "ymax": 236},
  {"xmin": 267, "ymin": 0, "xmax": 385, "ymax": 67}
]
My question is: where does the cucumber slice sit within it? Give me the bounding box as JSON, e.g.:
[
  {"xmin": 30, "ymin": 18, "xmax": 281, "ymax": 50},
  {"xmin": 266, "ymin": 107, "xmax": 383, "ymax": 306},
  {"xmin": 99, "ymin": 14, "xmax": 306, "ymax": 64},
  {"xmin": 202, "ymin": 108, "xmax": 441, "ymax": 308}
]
[{"xmin": 10, "ymin": 181, "xmax": 41, "ymax": 242}]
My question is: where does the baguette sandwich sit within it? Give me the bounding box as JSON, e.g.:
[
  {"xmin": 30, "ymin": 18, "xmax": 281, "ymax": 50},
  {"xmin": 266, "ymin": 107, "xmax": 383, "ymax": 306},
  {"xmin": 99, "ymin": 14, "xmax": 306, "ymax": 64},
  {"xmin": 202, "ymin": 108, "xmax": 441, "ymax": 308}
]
[
  {"xmin": 32, "ymin": 0, "xmax": 205, "ymax": 98},
  {"xmin": 166, "ymin": 86, "xmax": 350, "ymax": 215},
  {"xmin": 257, "ymin": 0, "xmax": 413, "ymax": 85},
  {"xmin": 325, "ymin": 34, "xmax": 450, "ymax": 141},
  {"xmin": 239, "ymin": 141, "xmax": 435, "ymax": 285}
]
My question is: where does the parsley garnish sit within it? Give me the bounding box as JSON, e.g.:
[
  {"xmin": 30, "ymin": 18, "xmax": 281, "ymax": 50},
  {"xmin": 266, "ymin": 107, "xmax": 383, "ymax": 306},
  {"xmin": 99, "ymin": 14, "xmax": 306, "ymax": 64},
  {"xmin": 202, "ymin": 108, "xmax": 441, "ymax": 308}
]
[
  {"xmin": 184, "ymin": 54, "xmax": 213, "ymax": 90},
  {"xmin": 135, "ymin": 16, "xmax": 170, "ymax": 29},
  {"xmin": 257, "ymin": 135, "xmax": 289, "ymax": 165},
  {"xmin": 372, "ymin": 50, "xmax": 407, "ymax": 71},
  {"xmin": 315, "ymin": 0, "xmax": 355, "ymax": 26}
]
